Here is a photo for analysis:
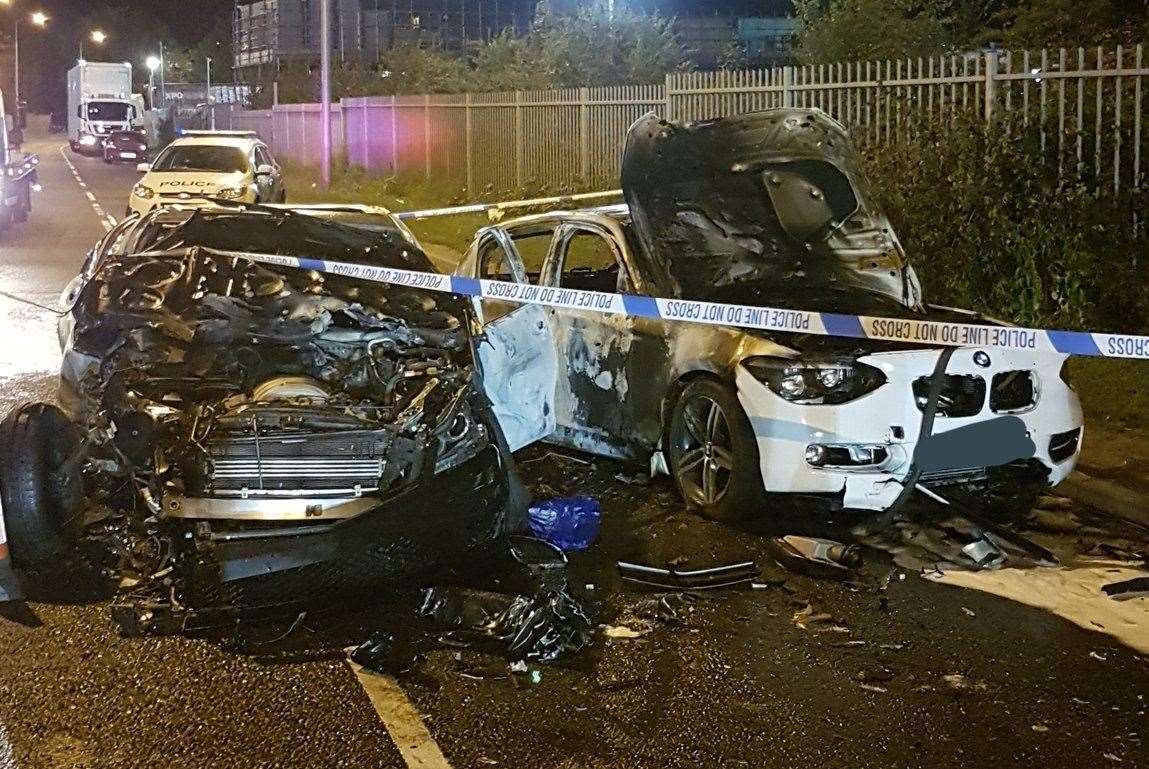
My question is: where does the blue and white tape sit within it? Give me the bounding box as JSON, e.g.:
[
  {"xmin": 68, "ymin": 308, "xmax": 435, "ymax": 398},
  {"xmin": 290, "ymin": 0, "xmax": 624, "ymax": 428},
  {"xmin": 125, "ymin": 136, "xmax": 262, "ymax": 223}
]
[{"xmin": 207, "ymin": 249, "xmax": 1149, "ymax": 361}]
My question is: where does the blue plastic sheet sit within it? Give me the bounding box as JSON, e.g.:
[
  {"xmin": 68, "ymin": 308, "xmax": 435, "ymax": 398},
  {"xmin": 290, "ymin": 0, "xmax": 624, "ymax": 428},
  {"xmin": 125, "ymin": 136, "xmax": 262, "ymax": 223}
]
[{"xmin": 526, "ymin": 496, "xmax": 601, "ymax": 551}]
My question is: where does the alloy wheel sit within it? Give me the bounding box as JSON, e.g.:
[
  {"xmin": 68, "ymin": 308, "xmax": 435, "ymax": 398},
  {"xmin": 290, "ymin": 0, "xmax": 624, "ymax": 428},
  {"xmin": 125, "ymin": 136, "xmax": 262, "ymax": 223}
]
[{"xmin": 673, "ymin": 394, "xmax": 735, "ymax": 507}]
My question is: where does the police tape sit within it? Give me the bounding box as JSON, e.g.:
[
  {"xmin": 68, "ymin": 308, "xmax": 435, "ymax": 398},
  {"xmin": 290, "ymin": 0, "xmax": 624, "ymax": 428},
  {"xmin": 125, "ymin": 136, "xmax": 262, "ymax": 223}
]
[{"xmin": 198, "ymin": 248, "xmax": 1149, "ymax": 361}]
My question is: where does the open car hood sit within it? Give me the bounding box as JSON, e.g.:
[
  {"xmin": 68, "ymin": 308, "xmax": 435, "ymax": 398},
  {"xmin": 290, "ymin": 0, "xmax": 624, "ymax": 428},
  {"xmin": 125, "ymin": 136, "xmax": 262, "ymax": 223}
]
[{"xmin": 620, "ymin": 109, "xmax": 922, "ymax": 309}]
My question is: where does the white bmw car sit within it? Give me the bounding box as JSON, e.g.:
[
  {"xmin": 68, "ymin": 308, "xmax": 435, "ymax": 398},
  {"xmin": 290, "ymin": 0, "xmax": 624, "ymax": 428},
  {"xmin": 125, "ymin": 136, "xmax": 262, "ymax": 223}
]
[
  {"xmin": 456, "ymin": 109, "xmax": 1083, "ymax": 521},
  {"xmin": 128, "ymin": 131, "xmax": 285, "ymax": 217}
]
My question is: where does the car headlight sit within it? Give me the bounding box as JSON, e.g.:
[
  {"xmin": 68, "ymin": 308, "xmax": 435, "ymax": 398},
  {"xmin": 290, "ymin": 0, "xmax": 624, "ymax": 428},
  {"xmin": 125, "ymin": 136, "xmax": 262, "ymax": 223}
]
[
  {"xmin": 79, "ymin": 134, "xmax": 98, "ymax": 146},
  {"xmin": 132, "ymin": 183, "xmax": 154, "ymax": 199},
  {"xmin": 743, "ymin": 356, "xmax": 887, "ymax": 405},
  {"xmin": 215, "ymin": 186, "xmax": 247, "ymax": 200}
]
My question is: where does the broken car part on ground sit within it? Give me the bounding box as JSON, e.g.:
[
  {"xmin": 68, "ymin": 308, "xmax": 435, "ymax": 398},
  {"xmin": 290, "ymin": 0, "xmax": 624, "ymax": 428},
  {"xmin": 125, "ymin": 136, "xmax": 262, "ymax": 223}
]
[
  {"xmin": 0, "ymin": 203, "xmax": 524, "ymax": 633},
  {"xmin": 454, "ymin": 107, "xmax": 1084, "ymax": 524}
]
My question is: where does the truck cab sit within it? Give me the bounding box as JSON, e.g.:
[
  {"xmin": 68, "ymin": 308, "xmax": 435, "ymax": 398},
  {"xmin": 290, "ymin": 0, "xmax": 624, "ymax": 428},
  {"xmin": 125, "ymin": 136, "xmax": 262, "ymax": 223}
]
[{"xmin": 67, "ymin": 61, "xmax": 138, "ymax": 154}]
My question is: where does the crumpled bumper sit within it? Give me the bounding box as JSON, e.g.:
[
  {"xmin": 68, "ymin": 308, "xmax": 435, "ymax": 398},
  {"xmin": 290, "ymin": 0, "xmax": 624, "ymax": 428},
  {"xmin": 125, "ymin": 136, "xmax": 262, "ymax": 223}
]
[
  {"xmin": 180, "ymin": 442, "xmax": 521, "ymax": 611},
  {"xmin": 735, "ymin": 346, "xmax": 1083, "ymax": 511}
]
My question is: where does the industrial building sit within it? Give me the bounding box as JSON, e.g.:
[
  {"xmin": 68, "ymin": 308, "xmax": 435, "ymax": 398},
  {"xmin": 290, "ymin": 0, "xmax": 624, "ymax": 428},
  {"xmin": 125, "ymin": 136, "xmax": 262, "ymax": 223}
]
[
  {"xmin": 232, "ymin": 1, "xmax": 798, "ymax": 81},
  {"xmin": 233, "ymin": 1, "xmax": 538, "ymax": 80}
]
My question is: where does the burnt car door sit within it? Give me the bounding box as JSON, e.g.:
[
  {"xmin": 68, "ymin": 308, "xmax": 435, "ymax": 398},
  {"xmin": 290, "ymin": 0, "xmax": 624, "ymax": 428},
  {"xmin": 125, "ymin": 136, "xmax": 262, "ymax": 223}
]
[
  {"xmin": 543, "ymin": 222, "xmax": 670, "ymax": 459},
  {"xmin": 467, "ymin": 228, "xmax": 559, "ymax": 451}
]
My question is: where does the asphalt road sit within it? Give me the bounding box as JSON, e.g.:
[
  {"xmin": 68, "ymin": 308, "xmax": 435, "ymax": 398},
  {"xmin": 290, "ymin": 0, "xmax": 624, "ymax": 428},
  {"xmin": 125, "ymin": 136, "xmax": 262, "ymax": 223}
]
[{"xmin": 0, "ymin": 121, "xmax": 1146, "ymax": 769}]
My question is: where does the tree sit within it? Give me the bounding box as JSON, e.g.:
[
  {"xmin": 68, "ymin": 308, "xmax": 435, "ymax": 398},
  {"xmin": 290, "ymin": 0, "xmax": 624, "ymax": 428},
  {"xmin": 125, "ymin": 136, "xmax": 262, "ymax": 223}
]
[
  {"xmin": 792, "ymin": 0, "xmax": 955, "ymax": 63},
  {"xmin": 984, "ymin": 0, "xmax": 1147, "ymax": 49},
  {"xmin": 470, "ymin": 32, "xmax": 553, "ymax": 92},
  {"xmin": 530, "ymin": 5, "xmax": 690, "ymax": 87}
]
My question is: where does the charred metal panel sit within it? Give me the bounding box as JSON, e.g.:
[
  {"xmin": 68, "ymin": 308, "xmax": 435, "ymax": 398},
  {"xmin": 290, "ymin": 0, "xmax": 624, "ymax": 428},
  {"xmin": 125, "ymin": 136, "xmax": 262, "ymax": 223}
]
[{"xmin": 621, "ymin": 109, "xmax": 922, "ymax": 309}]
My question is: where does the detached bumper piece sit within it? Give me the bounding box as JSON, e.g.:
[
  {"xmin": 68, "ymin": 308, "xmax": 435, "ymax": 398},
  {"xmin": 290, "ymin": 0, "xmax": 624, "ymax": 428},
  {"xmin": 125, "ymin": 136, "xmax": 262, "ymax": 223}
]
[{"xmin": 616, "ymin": 560, "xmax": 760, "ymax": 590}]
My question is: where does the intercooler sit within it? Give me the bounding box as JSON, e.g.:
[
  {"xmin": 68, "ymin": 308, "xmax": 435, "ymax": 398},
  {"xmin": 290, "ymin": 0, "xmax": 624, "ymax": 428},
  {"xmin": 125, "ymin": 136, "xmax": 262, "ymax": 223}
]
[{"xmin": 204, "ymin": 427, "xmax": 390, "ymax": 497}]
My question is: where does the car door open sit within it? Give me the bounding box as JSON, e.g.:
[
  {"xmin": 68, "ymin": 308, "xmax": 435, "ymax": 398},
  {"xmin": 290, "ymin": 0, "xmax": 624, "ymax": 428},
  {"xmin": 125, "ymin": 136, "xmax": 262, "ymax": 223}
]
[{"xmin": 466, "ymin": 230, "xmax": 558, "ymax": 452}]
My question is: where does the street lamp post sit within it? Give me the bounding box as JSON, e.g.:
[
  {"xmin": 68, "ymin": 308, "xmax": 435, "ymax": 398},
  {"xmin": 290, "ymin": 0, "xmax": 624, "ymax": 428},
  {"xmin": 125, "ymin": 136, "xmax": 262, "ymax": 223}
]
[
  {"xmin": 1, "ymin": 3, "xmax": 49, "ymax": 123},
  {"xmin": 146, "ymin": 55, "xmax": 160, "ymax": 110},
  {"xmin": 319, "ymin": 0, "xmax": 331, "ymax": 187},
  {"xmin": 205, "ymin": 56, "xmax": 214, "ymax": 130}
]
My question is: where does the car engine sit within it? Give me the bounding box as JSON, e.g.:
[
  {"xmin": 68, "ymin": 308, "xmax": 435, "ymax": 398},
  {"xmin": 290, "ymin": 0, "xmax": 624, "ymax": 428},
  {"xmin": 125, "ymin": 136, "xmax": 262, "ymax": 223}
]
[{"xmin": 48, "ymin": 217, "xmax": 505, "ymax": 630}]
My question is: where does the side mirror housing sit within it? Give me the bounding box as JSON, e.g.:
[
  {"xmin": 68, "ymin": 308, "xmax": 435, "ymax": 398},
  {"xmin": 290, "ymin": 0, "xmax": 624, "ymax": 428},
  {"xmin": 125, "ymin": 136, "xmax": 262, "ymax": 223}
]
[
  {"xmin": 255, "ymin": 163, "xmax": 274, "ymax": 176},
  {"xmin": 136, "ymin": 162, "xmax": 151, "ymax": 173}
]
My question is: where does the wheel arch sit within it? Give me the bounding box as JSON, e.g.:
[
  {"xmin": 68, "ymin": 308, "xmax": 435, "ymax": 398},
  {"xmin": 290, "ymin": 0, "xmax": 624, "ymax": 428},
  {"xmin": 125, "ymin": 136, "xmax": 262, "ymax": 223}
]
[{"xmin": 659, "ymin": 366, "xmax": 734, "ymax": 452}]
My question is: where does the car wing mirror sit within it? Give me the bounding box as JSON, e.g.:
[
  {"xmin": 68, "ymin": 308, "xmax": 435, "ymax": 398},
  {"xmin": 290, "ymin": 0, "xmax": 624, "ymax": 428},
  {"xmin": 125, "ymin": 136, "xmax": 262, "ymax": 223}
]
[
  {"xmin": 255, "ymin": 163, "xmax": 274, "ymax": 176},
  {"xmin": 136, "ymin": 162, "xmax": 151, "ymax": 173}
]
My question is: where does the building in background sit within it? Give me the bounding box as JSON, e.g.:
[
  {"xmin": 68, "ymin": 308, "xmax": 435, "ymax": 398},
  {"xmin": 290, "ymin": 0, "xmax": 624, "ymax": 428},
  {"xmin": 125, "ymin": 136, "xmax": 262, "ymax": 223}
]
[
  {"xmin": 234, "ymin": 0, "xmax": 538, "ymax": 81},
  {"xmin": 0, "ymin": 36, "xmax": 15, "ymax": 115}
]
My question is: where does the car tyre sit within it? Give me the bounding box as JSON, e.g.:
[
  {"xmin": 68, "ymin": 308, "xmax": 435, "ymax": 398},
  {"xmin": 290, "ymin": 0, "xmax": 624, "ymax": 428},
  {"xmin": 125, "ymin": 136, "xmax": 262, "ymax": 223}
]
[
  {"xmin": 0, "ymin": 403, "xmax": 85, "ymax": 568},
  {"xmin": 667, "ymin": 378, "xmax": 765, "ymax": 522},
  {"xmin": 12, "ymin": 184, "xmax": 30, "ymax": 222}
]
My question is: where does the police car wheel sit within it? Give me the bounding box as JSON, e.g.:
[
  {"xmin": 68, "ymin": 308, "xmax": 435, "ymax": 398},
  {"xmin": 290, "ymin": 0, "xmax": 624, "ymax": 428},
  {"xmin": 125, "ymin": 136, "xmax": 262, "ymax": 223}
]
[{"xmin": 0, "ymin": 403, "xmax": 85, "ymax": 569}]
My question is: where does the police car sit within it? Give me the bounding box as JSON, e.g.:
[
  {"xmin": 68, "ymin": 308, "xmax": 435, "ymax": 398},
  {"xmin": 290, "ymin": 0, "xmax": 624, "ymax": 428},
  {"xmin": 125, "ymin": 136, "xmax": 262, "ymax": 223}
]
[{"xmin": 128, "ymin": 131, "xmax": 285, "ymax": 216}]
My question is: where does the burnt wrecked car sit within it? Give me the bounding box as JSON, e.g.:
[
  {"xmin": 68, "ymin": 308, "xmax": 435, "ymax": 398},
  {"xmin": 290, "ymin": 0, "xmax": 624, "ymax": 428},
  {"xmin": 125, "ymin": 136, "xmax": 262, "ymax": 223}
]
[
  {"xmin": 0, "ymin": 203, "xmax": 522, "ymax": 632},
  {"xmin": 455, "ymin": 108, "xmax": 1083, "ymax": 521}
]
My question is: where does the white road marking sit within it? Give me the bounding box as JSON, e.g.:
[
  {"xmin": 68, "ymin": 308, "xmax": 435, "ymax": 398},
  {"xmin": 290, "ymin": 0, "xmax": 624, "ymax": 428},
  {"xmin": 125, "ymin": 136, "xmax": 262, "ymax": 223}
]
[
  {"xmin": 347, "ymin": 661, "xmax": 454, "ymax": 769},
  {"xmin": 59, "ymin": 146, "xmax": 113, "ymax": 231}
]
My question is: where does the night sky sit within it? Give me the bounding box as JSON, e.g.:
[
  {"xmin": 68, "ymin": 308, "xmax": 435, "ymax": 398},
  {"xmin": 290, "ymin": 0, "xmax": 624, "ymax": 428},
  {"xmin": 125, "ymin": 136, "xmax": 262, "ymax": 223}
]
[{"xmin": 11, "ymin": 0, "xmax": 232, "ymax": 110}]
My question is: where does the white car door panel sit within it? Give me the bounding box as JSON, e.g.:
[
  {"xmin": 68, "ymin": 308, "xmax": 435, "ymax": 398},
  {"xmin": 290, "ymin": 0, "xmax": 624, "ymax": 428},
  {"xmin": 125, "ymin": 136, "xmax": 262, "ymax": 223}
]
[
  {"xmin": 478, "ymin": 303, "xmax": 558, "ymax": 451},
  {"xmin": 461, "ymin": 230, "xmax": 558, "ymax": 452}
]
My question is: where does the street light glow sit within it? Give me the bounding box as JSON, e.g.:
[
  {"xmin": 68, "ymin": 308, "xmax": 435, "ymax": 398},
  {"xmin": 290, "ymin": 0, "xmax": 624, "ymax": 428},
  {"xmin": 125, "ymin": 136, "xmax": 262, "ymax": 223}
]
[
  {"xmin": 146, "ymin": 55, "xmax": 161, "ymax": 71},
  {"xmin": 29, "ymin": 10, "xmax": 46, "ymax": 25},
  {"xmin": 90, "ymin": 29, "xmax": 107, "ymax": 44}
]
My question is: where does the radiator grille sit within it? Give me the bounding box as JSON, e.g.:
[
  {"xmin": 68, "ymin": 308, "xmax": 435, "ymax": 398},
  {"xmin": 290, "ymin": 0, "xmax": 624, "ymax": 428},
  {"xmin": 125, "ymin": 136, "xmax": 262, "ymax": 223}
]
[{"xmin": 206, "ymin": 429, "xmax": 389, "ymax": 495}]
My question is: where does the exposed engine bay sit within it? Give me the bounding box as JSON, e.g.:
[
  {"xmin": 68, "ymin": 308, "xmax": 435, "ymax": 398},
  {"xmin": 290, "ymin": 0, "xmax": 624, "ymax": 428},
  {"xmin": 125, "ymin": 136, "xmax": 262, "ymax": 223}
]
[{"xmin": 11, "ymin": 207, "xmax": 518, "ymax": 633}]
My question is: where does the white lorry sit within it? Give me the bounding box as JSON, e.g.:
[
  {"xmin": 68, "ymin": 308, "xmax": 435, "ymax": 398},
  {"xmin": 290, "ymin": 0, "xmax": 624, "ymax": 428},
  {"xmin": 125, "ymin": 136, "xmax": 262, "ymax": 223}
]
[
  {"xmin": 67, "ymin": 61, "xmax": 137, "ymax": 154},
  {"xmin": 0, "ymin": 90, "xmax": 38, "ymax": 237}
]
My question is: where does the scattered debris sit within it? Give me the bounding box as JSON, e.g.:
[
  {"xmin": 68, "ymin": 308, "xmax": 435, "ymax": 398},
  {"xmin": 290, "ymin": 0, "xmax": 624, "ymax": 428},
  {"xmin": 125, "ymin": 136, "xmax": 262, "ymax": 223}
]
[
  {"xmin": 941, "ymin": 673, "xmax": 987, "ymax": 695},
  {"xmin": 631, "ymin": 593, "xmax": 698, "ymax": 625},
  {"xmin": 961, "ymin": 606, "xmax": 977, "ymax": 618},
  {"xmin": 1101, "ymin": 576, "xmax": 1149, "ymax": 601},
  {"xmin": 855, "ymin": 666, "xmax": 896, "ymax": 685},
  {"xmin": 613, "ymin": 471, "xmax": 649, "ymax": 486},
  {"xmin": 1102, "ymin": 753, "xmax": 1122, "ymax": 763},
  {"xmin": 520, "ymin": 451, "xmax": 592, "ymax": 466},
  {"xmin": 602, "ymin": 624, "xmax": 648, "ymax": 639},
  {"xmin": 772, "ymin": 535, "xmax": 862, "ymax": 580},
  {"xmin": 790, "ymin": 604, "xmax": 838, "ymax": 631},
  {"xmin": 858, "ymin": 683, "xmax": 888, "ymax": 693},
  {"xmin": 1031, "ymin": 724, "xmax": 1050, "ymax": 733},
  {"xmin": 350, "ymin": 632, "xmax": 424, "ymax": 676},
  {"xmin": 1089, "ymin": 651, "xmax": 1108, "ymax": 662},
  {"xmin": 962, "ymin": 537, "xmax": 1005, "ymax": 569},
  {"xmin": 527, "ymin": 496, "xmax": 601, "ymax": 552},
  {"xmin": 419, "ymin": 586, "xmax": 593, "ymax": 662},
  {"xmin": 509, "ymin": 535, "xmax": 569, "ymax": 586},
  {"xmin": 617, "ymin": 560, "xmax": 759, "ymax": 591}
]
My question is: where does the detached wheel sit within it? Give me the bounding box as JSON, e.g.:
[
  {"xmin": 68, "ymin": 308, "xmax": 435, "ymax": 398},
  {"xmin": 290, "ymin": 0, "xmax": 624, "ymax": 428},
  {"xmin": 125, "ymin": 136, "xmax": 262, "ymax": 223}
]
[
  {"xmin": 667, "ymin": 378, "xmax": 764, "ymax": 522},
  {"xmin": 0, "ymin": 403, "xmax": 85, "ymax": 568}
]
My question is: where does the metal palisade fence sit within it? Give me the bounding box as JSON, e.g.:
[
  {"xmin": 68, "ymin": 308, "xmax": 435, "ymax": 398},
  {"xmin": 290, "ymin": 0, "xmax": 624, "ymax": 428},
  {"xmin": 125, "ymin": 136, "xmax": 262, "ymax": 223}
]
[{"xmin": 214, "ymin": 44, "xmax": 1147, "ymax": 195}]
